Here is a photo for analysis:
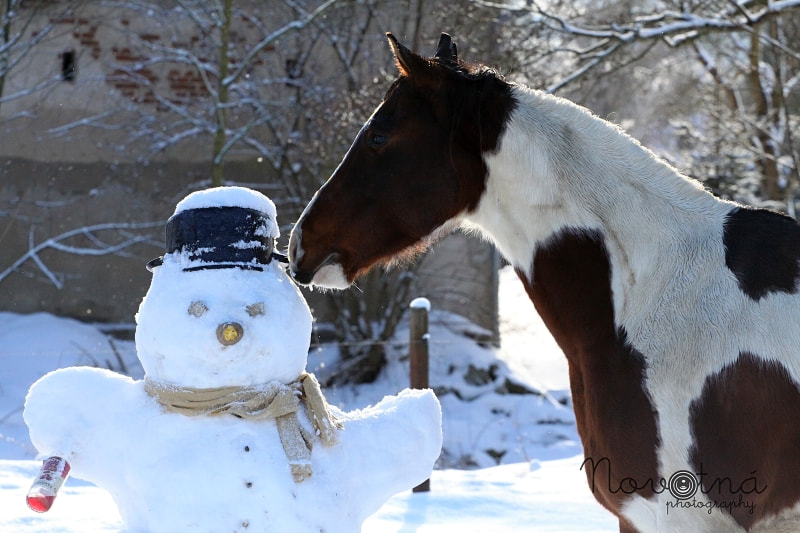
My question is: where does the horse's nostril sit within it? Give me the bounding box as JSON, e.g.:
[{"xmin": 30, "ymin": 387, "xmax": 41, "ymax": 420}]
[
  {"xmin": 291, "ymin": 269, "xmax": 313, "ymax": 285},
  {"xmin": 288, "ymin": 252, "xmax": 341, "ymax": 286},
  {"xmin": 216, "ymin": 322, "xmax": 244, "ymax": 346}
]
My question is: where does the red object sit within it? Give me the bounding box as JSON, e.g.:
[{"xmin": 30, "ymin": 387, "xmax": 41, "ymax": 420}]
[{"xmin": 26, "ymin": 456, "xmax": 71, "ymax": 513}]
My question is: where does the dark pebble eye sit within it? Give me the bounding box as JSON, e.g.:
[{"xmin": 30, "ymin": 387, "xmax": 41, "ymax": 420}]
[{"xmin": 188, "ymin": 301, "xmax": 208, "ymax": 317}]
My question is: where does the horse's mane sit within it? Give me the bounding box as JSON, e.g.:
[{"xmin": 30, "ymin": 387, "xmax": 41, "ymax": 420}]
[
  {"xmin": 383, "ymin": 57, "xmax": 507, "ymax": 116},
  {"xmin": 434, "ymin": 56, "xmax": 504, "ymax": 84}
]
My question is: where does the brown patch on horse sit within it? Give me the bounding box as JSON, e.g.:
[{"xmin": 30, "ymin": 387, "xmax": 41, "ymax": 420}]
[
  {"xmin": 516, "ymin": 229, "xmax": 660, "ymax": 514},
  {"xmin": 723, "ymin": 207, "xmax": 800, "ymax": 301},
  {"xmin": 689, "ymin": 352, "xmax": 800, "ymax": 529}
]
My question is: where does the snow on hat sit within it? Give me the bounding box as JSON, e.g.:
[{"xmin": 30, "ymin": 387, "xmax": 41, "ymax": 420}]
[{"xmin": 147, "ymin": 186, "xmax": 288, "ymax": 272}]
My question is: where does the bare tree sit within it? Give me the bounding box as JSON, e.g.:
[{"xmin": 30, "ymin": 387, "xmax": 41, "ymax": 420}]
[
  {"xmin": 0, "ymin": 221, "xmax": 161, "ymax": 289},
  {"xmin": 478, "ymin": 0, "xmax": 800, "ymax": 206}
]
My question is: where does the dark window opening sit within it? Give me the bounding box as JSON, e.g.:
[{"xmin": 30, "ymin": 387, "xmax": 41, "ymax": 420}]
[{"xmin": 61, "ymin": 50, "xmax": 76, "ymax": 82}]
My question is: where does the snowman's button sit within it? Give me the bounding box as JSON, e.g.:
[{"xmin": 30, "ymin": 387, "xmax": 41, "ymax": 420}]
[
  {"xmin": 245, "ymin": 481, "xmax": 253, "ymax": 488},
  {"xmin": 217, "ymin": 322, "xmax": 244, "ymax": 345},
  {"xmin": 231, "ymin": 435, "xmax": 257, "ymax": 458}
]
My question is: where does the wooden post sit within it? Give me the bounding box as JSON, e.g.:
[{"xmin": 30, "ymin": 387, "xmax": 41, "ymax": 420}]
[{"xmin": 409, "ymin": 297, "xmax": 430, "ymax": 493}]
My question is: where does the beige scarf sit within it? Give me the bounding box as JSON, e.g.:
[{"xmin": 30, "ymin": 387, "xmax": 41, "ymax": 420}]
[{"xmin": 144, "ymin": 372, "xmax": 342, "ymax": 482}]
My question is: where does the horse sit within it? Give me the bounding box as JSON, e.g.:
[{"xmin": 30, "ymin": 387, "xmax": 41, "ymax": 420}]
[{"xmin": 288, "ymin": 33, "xmax": 800, "ymax": 532}]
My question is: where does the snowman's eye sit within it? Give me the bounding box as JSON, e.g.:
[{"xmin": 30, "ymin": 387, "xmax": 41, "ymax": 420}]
[
  {"xmin": 246, "ymin": 302, "xmax": 265, "ymax": 317},
  {"xmin": 188, "ymin": 301, "xmax": 208, "ymax": 317}
]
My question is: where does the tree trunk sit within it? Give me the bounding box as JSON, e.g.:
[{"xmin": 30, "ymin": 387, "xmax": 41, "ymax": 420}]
[
  {"xmin": 0, "ymin": 0, "xmax": 12, "ymax": 116},
  {"xmin": 211, "ymin": 0, "xmax": 233, "ymax": 187},
  {"xmin": 748, "ymin": 26, "xmax": 781, "ymax": 201}
]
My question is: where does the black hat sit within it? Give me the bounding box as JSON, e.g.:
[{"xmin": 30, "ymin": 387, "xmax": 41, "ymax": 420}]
[{"xmin": 146, "ymin": 205, "xmax": 288, "ymax": 272}]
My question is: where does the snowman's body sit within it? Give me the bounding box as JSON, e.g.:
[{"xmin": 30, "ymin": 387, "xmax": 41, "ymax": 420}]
[
  {"xmin": 27, "ymin": 367, "xmax": 439, "ymax": 533},
  {"xmin": 24, "ymin": 187, "xmax": 442, "ymax": 533}
]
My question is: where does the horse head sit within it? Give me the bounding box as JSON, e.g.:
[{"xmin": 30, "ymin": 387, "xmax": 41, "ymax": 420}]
[{"xmin": 289, "ymin": 33, "xmax": 514, "ymax": 288}]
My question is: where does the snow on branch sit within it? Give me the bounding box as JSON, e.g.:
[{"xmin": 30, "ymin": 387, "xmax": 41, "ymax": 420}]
[
  {"xmin": 223, "ymin": 0, "xmax": 337, "ymax": 87},
  {"xmin": 0, "ymin": 222, "xmax": 162, "ymax": 289},
  {"xmin": 476, "ymin": 0, "xmax": 800, "ymax": 92},
  {"xmin": 518, "ymin": 0, "xmax": 800, "ymax": 42}
]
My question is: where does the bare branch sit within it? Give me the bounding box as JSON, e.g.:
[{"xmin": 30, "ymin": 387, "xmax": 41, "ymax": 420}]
[
  {"xmin": 476, "ymin": 0, "xmax": 800, "ymax": 92},
  {"xmin": 0, "ymin": 222, "xmax": 162, "ymax": 289},
  {"xmin": 223, "ymin": 0, "xmax": 336, "ymax": 88}
]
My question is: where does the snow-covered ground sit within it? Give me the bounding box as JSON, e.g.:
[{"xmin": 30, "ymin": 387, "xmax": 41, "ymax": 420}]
[
  {"xmin": 0, "ymin": 267, "xmax": 617, "ymax": 531},
  {"xmin": 0, "ymin": 456, "xmax": 615, "ymax": 533}
]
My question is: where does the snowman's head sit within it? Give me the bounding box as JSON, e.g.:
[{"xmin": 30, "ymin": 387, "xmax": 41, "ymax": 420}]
[{"xmin": 135, "ymin": 187, "xmax": 313, "ymax": 388}]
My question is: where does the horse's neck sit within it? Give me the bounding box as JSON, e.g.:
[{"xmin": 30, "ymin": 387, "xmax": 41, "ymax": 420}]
[
  {"xmin": 472, "ymin": 87, "xmax": 726, "ymax": 278},
  {"xmin": 468, "ymin": 88, "xmax": 730, "ymax": 347}
]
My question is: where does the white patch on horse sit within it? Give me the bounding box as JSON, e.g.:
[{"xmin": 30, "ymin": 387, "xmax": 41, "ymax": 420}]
[
  {"xmin": 309, "ymin": 263, "xmax": 349, "ymax": 290},
  {"xmin": 621, "ymin": 493, "xmax": 745, "ymax": 532}
]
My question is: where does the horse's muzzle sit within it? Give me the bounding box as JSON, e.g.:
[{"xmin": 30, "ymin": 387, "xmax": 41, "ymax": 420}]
[{"xmin": 288, "ymin": 220, "xmax": 351, "ymax": 288}]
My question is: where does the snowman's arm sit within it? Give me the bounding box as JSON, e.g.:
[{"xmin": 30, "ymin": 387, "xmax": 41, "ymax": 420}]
[
  {"xmin": 336, "ymin": 388, "xmax": 442, "ymax": 500},
  {"xmin": 23, "ymin": 367, "xmax": 140, "ymax": 467}
]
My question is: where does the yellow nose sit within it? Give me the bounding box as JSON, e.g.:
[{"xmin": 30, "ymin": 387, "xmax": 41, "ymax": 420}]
[{"xmin": 216, "ymin": 322, "xmax": 244, "ymax": 346}]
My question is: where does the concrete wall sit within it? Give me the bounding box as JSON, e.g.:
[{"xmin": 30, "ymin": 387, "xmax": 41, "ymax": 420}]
[{"xmin": 0, "ymin": 158, "xmax": 499, "ymax": 337}]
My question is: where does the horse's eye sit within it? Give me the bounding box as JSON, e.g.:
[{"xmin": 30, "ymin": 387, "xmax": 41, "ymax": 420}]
[{"xmin": 368, "ymin": 132, "xmax": 387, "ymax": 148}]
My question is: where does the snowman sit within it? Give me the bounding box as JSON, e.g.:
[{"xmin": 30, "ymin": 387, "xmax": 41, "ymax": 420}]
[{"xmin": 24, "ymin": 186, "xmax": 443, "ymax": 533}]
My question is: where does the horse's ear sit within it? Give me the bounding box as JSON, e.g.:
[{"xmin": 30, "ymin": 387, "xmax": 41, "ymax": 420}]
[
  {"xmin": 434, "ymin": 33, "xmax": 458, "ymax": 62},
  {"xmin": 386, "ymin": 32, "xmax": 428, "ymax": 78}
]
